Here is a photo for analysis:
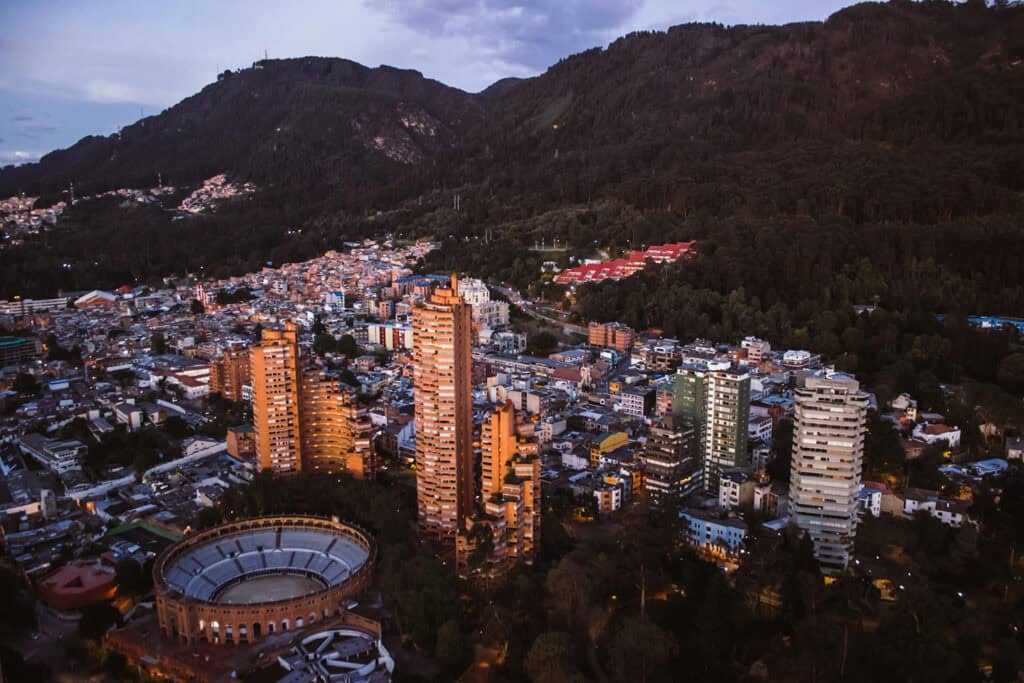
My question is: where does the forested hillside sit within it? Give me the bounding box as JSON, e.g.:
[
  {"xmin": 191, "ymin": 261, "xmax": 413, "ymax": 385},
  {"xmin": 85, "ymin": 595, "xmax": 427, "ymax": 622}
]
[{"xmin": 2, "ymin": 0, "xmax": 1024, "ymax": 322}]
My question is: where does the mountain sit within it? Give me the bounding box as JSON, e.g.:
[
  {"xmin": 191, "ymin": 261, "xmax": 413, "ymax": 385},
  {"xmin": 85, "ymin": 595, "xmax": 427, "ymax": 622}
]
[
  {"xmin": 2, "ymin": 1, "xmax": 1024, "ymax": 301},
  {"xmin": 0, "ymin": 57, "xmax": 484, "ymax": 201}
]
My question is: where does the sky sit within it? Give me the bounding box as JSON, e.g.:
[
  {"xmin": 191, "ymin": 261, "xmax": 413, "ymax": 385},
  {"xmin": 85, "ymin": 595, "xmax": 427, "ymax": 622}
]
[{"xmin": 0, "ymin": 0, "xmax": 853, "ymax": 167}]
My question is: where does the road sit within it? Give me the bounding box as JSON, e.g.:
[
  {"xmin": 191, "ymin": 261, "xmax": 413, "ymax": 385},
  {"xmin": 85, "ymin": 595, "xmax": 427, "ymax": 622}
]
[{"xmin": 492, "ymin": 283, "xmax": 588, "ymax": 337}]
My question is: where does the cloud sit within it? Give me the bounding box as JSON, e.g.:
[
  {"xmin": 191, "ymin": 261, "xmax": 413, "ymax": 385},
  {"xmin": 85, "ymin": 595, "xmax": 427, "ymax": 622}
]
[
  {"xmin": 374, "ymin": 0, "xmax": 645, "ymax": 71},
  {"xmin": 12, "ymin": 115, "xmax": 33, "ymax": 122},
  {"xmin": 0, "ymin": 149, "xmax": 41, "ymax": 165}
]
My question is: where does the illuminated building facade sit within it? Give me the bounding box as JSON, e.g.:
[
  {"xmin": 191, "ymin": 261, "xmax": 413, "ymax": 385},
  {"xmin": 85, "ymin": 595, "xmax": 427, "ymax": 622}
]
[{"xmin": 413, "ymin": 275, "xmax": 474, "ymax": 543}]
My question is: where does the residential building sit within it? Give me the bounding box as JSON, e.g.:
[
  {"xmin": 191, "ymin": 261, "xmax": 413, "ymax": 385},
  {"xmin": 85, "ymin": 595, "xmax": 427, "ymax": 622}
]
[
  {"xmin": 0, "ymin": 336, "xmax": 42, "ymax": 365},
  {"xmin": 643, "ymin": 415, "xmax": 699, "ymax": 508},
  {"xmin": 590, "ymin": 431, "xmax": 629, "ymax": 468},
  {"xmin": 250, "ymin": 324, "xmax": 377, "ymax": 478},
  {"xmin": 251, "ymin": 323, "xmax": 303, "ymax": 473},
  {"xmin": 912, "ymin": 422, "xmax": 961, "ymax": 449},
  {"xmin": 471, "ymin": 300, "xmax": 510, "ymax": 329},
  {"xmin": 300, "ymin": 369, "xmax": 376, "ymax": 478},
  {"xmin": 718, "ymin": 469, "xmax": 755, "ymax": 510},
  {"xmin": 457, "ymin": 402, "xmax": 541, "ymax": 581},
  {"xmin": 741, "ymin": 336, "xmax": 771, "ymax": 364},
  {"xmin": 1008, "ymin": 436, "xmax": 1024, "ymax": 461},
  {"xmin": 588, "ymin": 322, "xmax": 636, "ymax": 354},
  {"xmin": 789, "ymin": 375, "xmax": 868, "ymax": 574},
  {"xmin": 619, "ymin": 386, "xmax": 653, "ymax": 419},
  {"xmin": 367, "ymin": 323, "xmax": 413, "ymax": 351},
  {"xmin": 226, "ymin": 424, "xmax": 255, "ymax": 459},
  {"xmin": 19, "ymin": 434, "xmax": 87, "ymax": 474},
  {"xmin": 209, "ymin": 346, "xmax": 251, "ymax": 403},
  {"xmin": 705, "ymin": 367, "xmax": 751, "ymax": 493},
  {"xmin": 457, "ymin": 278, "xmax": 491, "ymax": 305},
  {"xmin": 413, "ymin": 274, "xmax": 474, "ymax": 543},
  {"xmin": 680, "ymin": 509, "xmax": 748, "ymax": 556}
]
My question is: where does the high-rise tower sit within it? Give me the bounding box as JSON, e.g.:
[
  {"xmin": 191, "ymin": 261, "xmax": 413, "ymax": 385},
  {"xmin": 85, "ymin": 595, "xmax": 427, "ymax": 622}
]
[
  {"xmin": 673, "ymin": 362, "xmax": 750, "ymax": 495},
  {"xmin": 251, "ymin": 323, "xmax": 375, "ymax": 478},
  {"xmin": 413, "ymin": 274, "xmax": 474, "ymax": 543},
  {"xmin": 789, "ymin": 375, "xmax": 868, "ymax": 574},
  {"xmin": 250, "ymin": 323, "xmax": 302, "ymax": 474}
]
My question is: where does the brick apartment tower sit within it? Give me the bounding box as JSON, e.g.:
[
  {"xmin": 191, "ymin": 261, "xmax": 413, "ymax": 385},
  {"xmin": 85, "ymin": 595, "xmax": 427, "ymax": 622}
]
[
  {"xmin": 479, "ymin": 402, "xmax": 540, "ymax": 562},
  {"xmin": 413, "ymin": 274, "xmax": 474, "ymax": 543},
  {"xmin": 300, "ymin": 369, "xmax": 376, "ymax": 478},
  {"xmin": 457, "ymin": 401, "xmax": 541, "ymax": 580},
  {"xmin": 251, "ymin": 323, "xmax": 375, "ymax": 477},
  {"xmin": 210, "ymin": 346, "xmax": 251, "ymax": 403},
  {"xmin": 251, "ymin": 323, "xmax": 303, "ymax": 474}
]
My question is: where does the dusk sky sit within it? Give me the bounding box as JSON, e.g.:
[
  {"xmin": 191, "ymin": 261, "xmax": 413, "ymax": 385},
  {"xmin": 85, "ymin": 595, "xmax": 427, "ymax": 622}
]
[{"xmin": 0, "ymin": 0, "xmax": 852, "ymax": 167}]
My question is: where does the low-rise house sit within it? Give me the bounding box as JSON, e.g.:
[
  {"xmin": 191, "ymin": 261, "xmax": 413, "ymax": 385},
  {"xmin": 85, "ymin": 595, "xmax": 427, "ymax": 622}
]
[
  {"xmin": 913, "ymin": 422, "xmax": 961, "ymax": 449},
  {"xmin": 902, "ymin": 488, "xmax": 971, "ymax": 527},
  {"xmin": 719, "ymin": 469, "xmax": 755, "ymax": 510},
  {"xmin": 680, "ymin": 508, "xmax": 748, "ymax": 556}
]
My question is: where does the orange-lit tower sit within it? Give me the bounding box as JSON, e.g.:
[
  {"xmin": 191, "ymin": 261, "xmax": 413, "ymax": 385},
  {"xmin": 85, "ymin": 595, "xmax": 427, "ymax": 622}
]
[
  {"xmin": 413, "ymin": 274, "xmax": 474, "ymax": 543},
  {"xmin": 300, "ymin": 369, "xmax": 376, "ymax": 478},
  {"xmin": 250, "ymin": 323, "xmax": 302, "ymax": 473},
  {"xmin": 210, "ymin": 346, "xmax": 251, "ymax": 403},
  {"xmin": 457, "ymin": 401, "xmax": 541, "ymax": 581}
]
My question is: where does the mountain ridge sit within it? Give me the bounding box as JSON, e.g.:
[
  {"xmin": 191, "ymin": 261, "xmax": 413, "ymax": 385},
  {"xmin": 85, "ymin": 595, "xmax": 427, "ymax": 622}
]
[{"xmin": 2, "ymin": 0, "xmax": 1024, "ymax": 302}]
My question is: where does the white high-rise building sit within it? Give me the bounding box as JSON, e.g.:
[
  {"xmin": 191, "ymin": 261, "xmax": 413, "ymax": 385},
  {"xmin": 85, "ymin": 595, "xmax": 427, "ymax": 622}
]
[
  {"xmin": 789, "ymin": 374, "xmax": 868, "ymax": 574},
  {"xmin": 703, "ymin": 363, "xmax": 750, "ymax": 495}
]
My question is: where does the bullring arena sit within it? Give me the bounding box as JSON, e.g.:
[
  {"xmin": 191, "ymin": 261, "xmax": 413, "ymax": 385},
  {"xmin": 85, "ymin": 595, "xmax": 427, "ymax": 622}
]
[{"xmin": 153, "ymin": 516, "xmax": 374, "ymax": 645}]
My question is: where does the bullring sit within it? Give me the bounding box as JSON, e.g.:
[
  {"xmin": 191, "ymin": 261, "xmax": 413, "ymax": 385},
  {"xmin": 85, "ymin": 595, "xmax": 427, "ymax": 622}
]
[{"xmin": 153, "ymin": 516, "xmax": 374, "ymax": 645}]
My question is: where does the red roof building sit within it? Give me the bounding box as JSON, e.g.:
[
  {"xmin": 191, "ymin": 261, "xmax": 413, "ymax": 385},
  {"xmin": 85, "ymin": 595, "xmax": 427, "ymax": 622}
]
[
  {"xmin": 554, "ymin": 242, "xmax": 694, "ymax": 285},
  {"xmin": 37, "ymin": 559, "xmax": 117, "ymax": 610}
]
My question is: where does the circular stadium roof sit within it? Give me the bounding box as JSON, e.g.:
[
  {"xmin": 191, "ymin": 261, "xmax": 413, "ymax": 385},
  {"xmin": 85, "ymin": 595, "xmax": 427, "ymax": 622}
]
[{"xmin": 159, "ymin": 520, "xmax": 370, "ymax": 605}]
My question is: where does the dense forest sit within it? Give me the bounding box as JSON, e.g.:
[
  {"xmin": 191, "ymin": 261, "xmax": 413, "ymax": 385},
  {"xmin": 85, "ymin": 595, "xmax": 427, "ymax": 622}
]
[{"xmin": 2, "ymin": 1, "xmax": 1024, "ymax": 338}]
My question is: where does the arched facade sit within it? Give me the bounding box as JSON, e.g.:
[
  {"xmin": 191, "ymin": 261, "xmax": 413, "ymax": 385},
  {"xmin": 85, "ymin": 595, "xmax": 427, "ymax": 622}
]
[{"xmin": 153, "ymin": 516, "xmax": 375, "ymax": 645}]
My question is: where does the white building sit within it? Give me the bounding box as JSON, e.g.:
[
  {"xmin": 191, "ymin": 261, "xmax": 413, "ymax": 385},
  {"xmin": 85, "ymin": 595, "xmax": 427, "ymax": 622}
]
[
  {"xmin": 748, "ymin": 414, "xmax": 773, "ymax": 444},
  {"xmin": 856, "ymin": 486, "xmax": 882, "ymax": 518},
  {"xmin": 18, "ymin": 434, "xmax": 86, "ymax": 474},
  {"xmin": 789, "ymin": 374, "xmax": 868, "ymax": 574},
  {"xmin": 718, "ymin": 470, "xmax": 754, "ymax": 510},
  {"xmin": 679, "ymin": 510, "xmax": 747, "ymax": 555},
  {"xmin": 457, "ymin": 278, "xmax": 491, "ymax": 305},
  {"xmin": 367, "ymin": 323, "xmax": 414, "ymax": 351},
  {"xmin": 912, "ymin": 422, "xmax": 961, "ymax": 449},
  {"xmin": 471, "ymin": 300, "xmax": 510, "ymax": 329},
  {"xmin": 741, "ymin": 336, "xmax": 771, "ymax": 363}
]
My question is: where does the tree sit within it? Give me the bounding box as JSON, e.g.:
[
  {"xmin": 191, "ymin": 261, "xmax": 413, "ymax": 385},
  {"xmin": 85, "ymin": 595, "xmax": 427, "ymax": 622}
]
[
  {"xmin": 162, "ymin": 415, "xmax": 191, "ymax": 439},
  {"xmin": 864, "ymin": 413, "xmax": 906, "ymax": 479},
  {"xmin": 190, "ymin": 298, "xmax": 205, "ymax": 315},
  {"xmin": 12, "ymin": 372, "xmax": 39, "ymax": 397},
  {"xmin": 338, "ymin": 334, "xmax": 359, "ymax": 356},
  {"xmin": 545, "ymin": 557, "xmax": 591, "ymax": 628},
  {"xmin": 0, "ymin": 563, "xmax": 37, "ymax": 633},
  {"xmin": 528, "ymin": 331, "xmax": 559, "ymax": 355},
  {"xmin": 525, "ymin": 631, "xmax": 582, "ymax": 683},
  {"xmin": 435, "ymin": 619, "xmax": 468, "ymax": 673},
  {"xmin": 78, "ymin": 603, "xmax": 121, "ymax": 641},
  {"xmin": 609, "ymin": 617, "xmax": 678, "ymax": 683},
  {"xmin": 313, "ymin": 333, "xmax": 337, "ymax": 356},
  {"xmin": 997, "ymin": 353, "xmax": 1024, "ymax": 395},
  {"xmin": 114, "ymin": 558, "xmax": 150, "ymax": 599}
]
